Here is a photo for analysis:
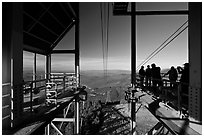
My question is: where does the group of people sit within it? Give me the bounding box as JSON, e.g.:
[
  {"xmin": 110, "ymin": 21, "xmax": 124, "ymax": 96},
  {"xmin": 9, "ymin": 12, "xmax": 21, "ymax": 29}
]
[
  {"xmin": 139, "ymin": 62, "xmax": 189, "ymax": 105},
  {"xmin": 139, "ymin": 63, "xmax": 163, "ymax": 88},
  {"xmin": 139, "ymin": 63, "xmax": 189, "ymax": 90}
]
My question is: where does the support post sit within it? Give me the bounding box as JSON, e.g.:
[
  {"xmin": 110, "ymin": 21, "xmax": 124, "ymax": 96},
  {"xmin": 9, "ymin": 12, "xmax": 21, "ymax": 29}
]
[
  {"xmin": 74, "ymin": 99, "xmax": 80, "ymax": 134},
  {"xmin": 75, "ymin": 3, "xmax": 80, "ymax": 87},
  {"xmin": 8, "ymin": 3, "xmax": 23, "ymax": 128},
  {"xmin": 188, "ymin": 2, "xmax": 202, "ymax": 122},
  {"xmin": 46, "ymin": 54, "xmax": 51, "ymax": 82},
  {"xmin": 131, "ymin": 2, "xmax": 136, "ymax": 87},
  {"xmin": 74, "ymin": 3, "xmax": 80, "ymax": 134},
  {"xmin": 131, "ymin": 2, "xmax": 136, "ymax": 134},
  {"xmin": 31, "ymin": 53, "xmax": 37, "ymax": 112},
  {"xmin": 33, "ymin": 53, "xmax": 37, "ymax": 88}
]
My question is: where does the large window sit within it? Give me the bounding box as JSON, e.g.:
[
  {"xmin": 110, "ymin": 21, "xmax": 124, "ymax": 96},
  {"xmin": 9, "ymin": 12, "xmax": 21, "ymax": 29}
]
[
  {"xmin": 36, "ymin": 54, "xmax": 45, "ymax": 80},
  {"xmin": 23, "ymin": 51, "xmax": 34, "ymax": 82},
  {"xmin": 23, "ymin": 51, "xmax": 46, "ymax": 82}
]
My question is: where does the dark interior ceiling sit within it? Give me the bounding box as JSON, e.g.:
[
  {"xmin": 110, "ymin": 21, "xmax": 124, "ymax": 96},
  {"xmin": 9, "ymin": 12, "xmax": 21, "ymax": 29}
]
[{"xmin": 23, "ymin": 2, "xmax": 78, "ymax": 55}]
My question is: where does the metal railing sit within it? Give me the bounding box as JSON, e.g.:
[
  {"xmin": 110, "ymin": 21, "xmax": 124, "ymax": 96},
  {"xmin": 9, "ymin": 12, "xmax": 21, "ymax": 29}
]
[
  {"xmin": 7, "ymin": 72, "xmax": 87, "ymax": 135},
  {"xmin": 136, "ymin": 74, "xmax": 193, "ymax": 117},
  {"xmin": 29, "ymin": 87, "xmax": 87, "ymax": 135},
  {"xmin": 23, "ymin": 79, "xmax": 47, "ymax": 112},
  {"xmin": 22, "ymin": 73, "xmax": 77, "ymax": 113}
]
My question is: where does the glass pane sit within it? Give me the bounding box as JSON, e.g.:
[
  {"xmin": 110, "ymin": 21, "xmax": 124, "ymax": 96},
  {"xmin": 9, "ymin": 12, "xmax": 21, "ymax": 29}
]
[
  {"xmin": 36, "ymin": 54, "xmax": 45, "ymax": 80},
  {"xmin": 23, "ymin": 51, "xmax": 33, "ymax": 82}
]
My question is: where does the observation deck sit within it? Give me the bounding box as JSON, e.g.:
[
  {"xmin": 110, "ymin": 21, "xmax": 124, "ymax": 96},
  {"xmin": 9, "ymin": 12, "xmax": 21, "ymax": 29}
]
[{"xmin": 2, "ymin": 2, "xmax": 202, "ymax": 135}]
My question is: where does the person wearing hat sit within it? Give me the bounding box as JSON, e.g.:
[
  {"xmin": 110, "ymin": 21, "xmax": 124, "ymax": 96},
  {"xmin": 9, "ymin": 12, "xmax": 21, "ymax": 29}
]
[{"xmin": 177, "ymin": 63, "xmax": 189, "ymax": 107}]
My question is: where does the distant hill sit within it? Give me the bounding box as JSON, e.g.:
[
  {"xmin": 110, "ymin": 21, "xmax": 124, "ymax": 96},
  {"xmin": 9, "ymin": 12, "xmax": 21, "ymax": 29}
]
[
  {"xmin": 161, "ymin": 68, "xmax": 169, "ymax": 73},
  {"xmin": 81, "ymin": 70, "xmax": 131, "ymax": 89}
]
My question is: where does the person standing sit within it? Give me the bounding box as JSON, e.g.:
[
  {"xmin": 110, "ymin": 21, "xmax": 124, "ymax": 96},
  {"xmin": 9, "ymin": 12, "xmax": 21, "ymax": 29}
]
[
  {"xmin": 177, "ymin": 63, "xmax": 189, "ymax": 106},
  {"xmin": 164, "ymin": 66, "xmax": 178, "ymax": 88},
  {"xmin": 139, "ymin": 66, "xmax": 146, "ymax": 88},
  {"xmin": 151, "ymin": 63, "xmax": 162, "ymax": 87},
  {"xmin": 151, "ymin": 63, "xmax": 162, "ymax": 95},
  {"xmin": 145, "ymin": 65, "xmax": 151, "ymax": 87}
]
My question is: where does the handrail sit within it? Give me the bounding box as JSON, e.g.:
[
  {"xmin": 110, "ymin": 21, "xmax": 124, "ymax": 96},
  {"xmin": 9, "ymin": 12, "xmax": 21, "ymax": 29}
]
[
  {"xmin": 2, "ymin": 83, "xmax": 11, "ymax": 86},
  {"xmin": 22, "ymin": 73, "xmax": 77, "ymax": 113},
  {"xmin": 136, "ymin": 74, "xmax": 190, "ymax": 87},
  {"xmin": 135, "ymin": 73, "xmax": 198, "ymax": 117},
  {"xmin": 28, "ymin": 91, "xmax": 82, "ymax": 135}
]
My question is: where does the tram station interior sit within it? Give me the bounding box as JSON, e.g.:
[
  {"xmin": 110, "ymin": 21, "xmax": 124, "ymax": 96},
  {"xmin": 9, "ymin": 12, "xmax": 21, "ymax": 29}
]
[{"xmin": 2, "ymin": 2, "xmax": 202, "ymax": 135}]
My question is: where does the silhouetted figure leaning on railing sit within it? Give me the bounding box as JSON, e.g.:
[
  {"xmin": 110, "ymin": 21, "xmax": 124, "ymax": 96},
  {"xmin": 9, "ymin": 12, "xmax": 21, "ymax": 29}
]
[
  {"xmin": 177, "ymin": 63, "xmax": 189, "ymax": 109},
  {"xmin": 163, "ymin": 66, "xmax": 178, "ymax": 89}
]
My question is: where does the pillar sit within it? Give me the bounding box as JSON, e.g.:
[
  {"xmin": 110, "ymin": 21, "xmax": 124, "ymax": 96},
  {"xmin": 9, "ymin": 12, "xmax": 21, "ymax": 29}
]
[
  {"xmin": 188, "ymin": 2, "xmax": 202, "ymax": 122},
  {"xmin": 2, "ymin": 3, "xmax": 23, "ymax": 129}
]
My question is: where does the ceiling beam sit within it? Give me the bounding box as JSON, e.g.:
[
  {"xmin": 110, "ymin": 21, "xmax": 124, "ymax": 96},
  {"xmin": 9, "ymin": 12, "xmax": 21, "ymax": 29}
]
[
  {"xmin": 24, "ymin": 31, "xmax": 52, "ymax": 45},
  {"xmin": 67, "ymin": 3, "xmax": 77, "ymax": 19},
  {"xmin": 39, "ymin": 3, "xmax": 66, "ymax": 29},
  {"xmin": 24, "ymin": 11, "xmax": 59, "ymax": 36},
  {"xmin": 51, "ymin": 50, "xmax": 75, "ymax": 54},
  {"xmin": 23, "ymin": 44, "xmax": 47, "ymax": 55},
  {"xmin": 113, "ymin": 10, "xmax": 189, "ymax": 16},
  {"xmin": 27, "ymin": 3, "xmax": 54, "ymax": 32}
]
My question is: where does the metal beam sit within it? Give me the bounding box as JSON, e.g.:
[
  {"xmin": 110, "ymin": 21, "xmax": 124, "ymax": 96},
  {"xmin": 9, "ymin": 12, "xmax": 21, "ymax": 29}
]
[
  {"xmin": 53, "ymin": 118, "xmax": 74, "ymax": 122},
  {"xmin": 46, "ymin": 55, "xmax": 51, "ymax": 81},
  {"xmin": 23, "ymin": 31, "xmax": 52, "ymax": 45},
  {"xmin": 188, "ymin": 2, "xmax": 202, "ymax": 123},
  {"xmin": 39, "ymin": 3, "xmax": 65, "ymax": 29},
  {"xmin": 23, "ymin": 44, "xmax": 47, "ymax": 55},
  {"xmin": 131, "ymin": 2, "xmax": 136, "ymax": 87},
  {"xmin": 113, "ymin": 10, "xmax": 189, "ymax": 16},
  {"xmin": 59, "ymin": 3, "xmax": 73, "ymax": 20},
  {"xmin": 24, "ymin": 11, "xmax": 59, "ymax": 36},
  {"xmin": 74, "ymin": 3, "xmax": 80, "ymax": 135},
  {"xmin": 27, "ymin": 3, "xmax": 54, "ymax": 32},
  {"xmin": 131, "ymin": 3, "xmax": 136, "ymax": 135},
  {"xmin": 67, "ymin": 3, "xmax": 77, "ymax": 19},
  {"xmin": 51, "ymin": 50, "xmax": 75, "ymax": 54}
]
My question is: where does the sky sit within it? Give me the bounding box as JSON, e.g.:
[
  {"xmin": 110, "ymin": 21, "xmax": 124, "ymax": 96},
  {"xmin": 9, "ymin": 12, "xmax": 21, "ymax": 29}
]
[{"xmin": 23, "ymin": 2, "xmax": 189, "ymax": 72}]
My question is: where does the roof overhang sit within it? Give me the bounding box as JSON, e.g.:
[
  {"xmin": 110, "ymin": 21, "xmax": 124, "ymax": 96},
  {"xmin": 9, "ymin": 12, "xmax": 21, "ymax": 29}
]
[{"xmin": 23, "ymin": 2, "xmax": 78, "ymax": 55}]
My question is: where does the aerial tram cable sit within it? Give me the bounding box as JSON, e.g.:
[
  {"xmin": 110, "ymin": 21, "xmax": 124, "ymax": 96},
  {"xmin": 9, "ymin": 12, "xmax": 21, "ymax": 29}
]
[
  {"xmin": 136, "ymin": 20, "xmax": 188, "ymax": 70},
  {"xmin": 100, "ymin": 3, "xmax": 105, "ymax": 77},
  {"xmin": 137, "ymin": 20, "xmax": 188, "ymax": 70},
  {"xmin": 100, "ymin": 3, "xmax": 110, "ymax": 83},
  {"xmin": 106, "ymin": 3, "xmax": 110, "ymax": 82},
  {"xmin": 137, "ymin": 24, "xmax": 188, "ymax": 70}
]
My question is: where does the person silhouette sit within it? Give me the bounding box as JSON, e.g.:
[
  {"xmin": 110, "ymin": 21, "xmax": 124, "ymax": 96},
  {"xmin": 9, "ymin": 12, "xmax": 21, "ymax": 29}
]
[
  {"xmin": 145, "ymin": 65, "xmax": 151, "ymax": 87},
  {"xmin": 151, "ymin": 63, "xmax": 162, "ymax": 95},
  {"xmin": 177, "ymin": 63, "xmax": 189, "ymax": 106},
  {"xmin": 139, "ymin": 66, "xmax": 146, "ymax": 88},
  {"xmin": 164, "ymin": 66, "xmax": 178, "ymax": 88}
]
